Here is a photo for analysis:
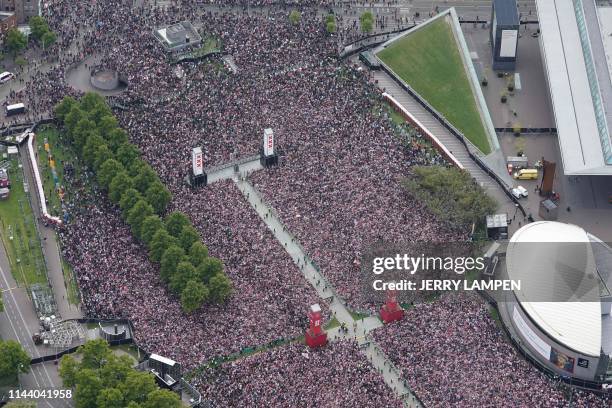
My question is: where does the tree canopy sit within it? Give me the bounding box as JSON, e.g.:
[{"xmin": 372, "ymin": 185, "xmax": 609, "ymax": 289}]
[
  {"xmin": 0, "ymin": 340, "xmax": 30, "ymax": 379},
  {"xmin": 401, "ymin": 165, "xmax": 498, "ymax": 231},
  {"xmin": 289, "ymin": 10, "xmax": 301, "ymax": 25},
  {"xmin": 29, "ymin": 16, "xmax": 56, "ymax": 48},
  {"xmin": 5, "ymin": 29, "xmax": 27, "ymax": 55},
  {"xmin": 325, "ymin": 14, "xmax": 337, "ymax": 34},
  {"xmin": 359, "ymin": 11, "xmax": 374, "ymax": 34},
  {"xmin": 59, "ymin": 340, "xmax": 181, "ymax": 408},
  {"xmin": 54, "ymin": 93, "xmax": 232, "ymax": 312}
]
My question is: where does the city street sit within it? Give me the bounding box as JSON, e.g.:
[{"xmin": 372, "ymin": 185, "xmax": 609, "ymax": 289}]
[{"xmin": 0, "ymin": 243, "xmax": 71, "ymax": 407}]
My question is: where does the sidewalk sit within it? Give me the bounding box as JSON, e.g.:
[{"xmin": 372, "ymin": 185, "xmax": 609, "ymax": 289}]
[{"xmin": 234, "ymin": 176, "xmax": 421, "ymax": 407}]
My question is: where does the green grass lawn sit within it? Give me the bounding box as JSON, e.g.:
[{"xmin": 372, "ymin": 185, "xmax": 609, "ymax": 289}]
[
  {"xmin": 377, "ymin": 18, "xmax": 491, "ymax": 154},
  {"xmin": 325, "ymin": 316, "xmax": 340, "ymax": 330},
  {"xmin": 111, "ymin": 344, "xmax": 142, "ymax": 363},
  {"xmin": 61, "ymin": 257, "xmax": 79, "ymax": 305},
  {"xmin": 200, "ymin": 36, "xmax": 221, "ymax": 55},
  {"xmin": 349, "ymin": 310, "xmax": 370, "ymax": 321},
  {"xmin": 0, "ymin": 156, "xmax": 47, "ymax": 287}
]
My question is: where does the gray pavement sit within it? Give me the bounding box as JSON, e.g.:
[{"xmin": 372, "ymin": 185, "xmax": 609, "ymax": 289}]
[
  {"xmin": 464, "ymin": 23, "xmax": 556, "ymax": 129},
  {"xmin": 500, "ymin": 132, "xmax": 612, "ymax": 241},
  {"xmin": 1, "ymin": 243, "xmax": 71, "ymax": 408}
]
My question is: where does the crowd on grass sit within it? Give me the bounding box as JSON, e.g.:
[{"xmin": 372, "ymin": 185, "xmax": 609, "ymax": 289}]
[
  {"xmin": 192, "ymin": 341, "xmax": 402, "ymax": 407},
  {"xmin": 372, "ymin": 292, "xmax": 612, "ymax": 407},
  {"xmin": 3, "ymin": 0, "xmax": 609, "ymax": 405}
]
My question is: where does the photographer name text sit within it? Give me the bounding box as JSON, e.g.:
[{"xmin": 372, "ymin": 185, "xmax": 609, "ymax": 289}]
[{"xmin": 372, "ymin": 279, "xmax": 521, "ymax": 291}]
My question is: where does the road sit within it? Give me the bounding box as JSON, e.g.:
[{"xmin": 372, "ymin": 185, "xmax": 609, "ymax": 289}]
[{"xmin": 0, "ymin": 243, "xmax": 72, "ymax": 407}]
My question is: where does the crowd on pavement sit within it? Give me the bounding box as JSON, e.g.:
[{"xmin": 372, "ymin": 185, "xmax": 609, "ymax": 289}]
[
  {"xmin": 192, "ymin": 340, "xmax": 402, "ymax": 407},
  {"xmin": 373, "ymin": 292, "xmax": 612, "ymax": 407},
  {"xmin": 4, "ymin": 0, "xmax": 609, "ymax": 405}
]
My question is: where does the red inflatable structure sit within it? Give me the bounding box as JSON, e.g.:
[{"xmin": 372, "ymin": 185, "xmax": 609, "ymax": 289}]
[
  {"xmin": 305, "ymin": 303, "xmax": 327, "ymax": 348},
  {"xmin": 380, "ymin": 290, "xmax": 404, "ymax": 324}
]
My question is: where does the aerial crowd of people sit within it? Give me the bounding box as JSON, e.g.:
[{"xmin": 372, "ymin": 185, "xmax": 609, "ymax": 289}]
[
  {"xmin": 193, "ymin": 341, "xmax": 402, "ymax": 407},
  {"xmin": 1, "ymin": 0, "xmax": 609, "ymax": 405},
  {"xmin": 373, "ymin": 292, "xmax": 611, "ymax": 407}
]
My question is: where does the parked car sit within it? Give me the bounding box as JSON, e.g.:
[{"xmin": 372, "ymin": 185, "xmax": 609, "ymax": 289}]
[
  {"xmin": 513, "ymin": 168, "xmax": 538, "ymax": 180},
  {"xmin": 515, "ymin": 185, "xmax": 528, "ymax": 197},
  {"xmin": 0, "ymin": 71, "xmax": 15, "ymax": 84},
  {"xmin": 512, "ymin": 186, "xmax": 528, "ymax": 199}
]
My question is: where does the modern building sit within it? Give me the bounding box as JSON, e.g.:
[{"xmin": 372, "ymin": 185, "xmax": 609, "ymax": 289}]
[
  {"xmin": 0, "ymin": 0, "xmax": 39, "ymax": 25},
  {"xmin": 490, "ymin": 0, "xmax": 520, "ymax": 71},
  {"xmin": 153, "ymin": 21, "xmax": 202, "ymax": 53},
  {"xmin": 501, "ymin": 221, "xmax": 612, "ymax": 384},
  {"xmin": 536, "ymin": 0, "xmax": 612, "ymax": 175}
]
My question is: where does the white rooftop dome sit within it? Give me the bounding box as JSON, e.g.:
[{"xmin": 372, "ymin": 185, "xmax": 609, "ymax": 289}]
[{"xmin": 507, "ymin": 221, "xmax": 602, "ymax": 356}]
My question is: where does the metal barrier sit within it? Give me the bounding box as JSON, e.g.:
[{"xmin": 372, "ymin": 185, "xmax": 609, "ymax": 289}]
[{"xmin": 205, "ymin": 153, "xmax": 260, "ymax": 175}]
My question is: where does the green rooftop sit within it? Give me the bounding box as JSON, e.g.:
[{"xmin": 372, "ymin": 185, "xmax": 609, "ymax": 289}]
[{"xmin": 377, "ymin": 18, "xmax": 491, "ymax": 154}]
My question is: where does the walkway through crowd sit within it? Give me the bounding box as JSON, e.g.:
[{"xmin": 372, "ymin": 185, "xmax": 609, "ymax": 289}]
[{"xmin": 234, "ymin": 175, "xmax": 421, "ymax": 407}]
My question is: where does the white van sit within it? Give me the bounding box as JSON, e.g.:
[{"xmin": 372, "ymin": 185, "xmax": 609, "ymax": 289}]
[{"xmin": 0, "ymin": 72, "xmax": 15, "ymax": 84}]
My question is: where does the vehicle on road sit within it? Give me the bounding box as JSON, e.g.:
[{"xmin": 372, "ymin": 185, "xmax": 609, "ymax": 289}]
[
  {"xmin": 513, "ymin": 168, "xmax": 538, "ymax": 180},
  {"xmin": 515, "ymin": 185, "xmax": 528, "ymax": 197},
  {"xmin": 6, "ymin": 102, "xmax": 25, "ymax": 116},
  {"xmin": 0, "ymin": 71, "xmax": 15, "ymax": 84}
]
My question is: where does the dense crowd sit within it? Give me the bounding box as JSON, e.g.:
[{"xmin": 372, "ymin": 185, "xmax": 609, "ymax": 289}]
[
  {"xmin": 60, "ymin": 174, "xmax": 323, "ymax": 367},
  {"xmin": 192, "ymin": 340, "xmax": 402, "ymax": 407},
  {"xmin": 4, "ymin": 0, "xmax": 609, "ymax": 405},
  {"xmin": 373, "ymin": 292, "xmax": 612, "ymax": 407}
]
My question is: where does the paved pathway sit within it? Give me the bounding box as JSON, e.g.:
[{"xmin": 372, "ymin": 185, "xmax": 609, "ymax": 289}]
[
  {"xmin": 233, "ymin": 176, "xmax": 421, "ymax": 407},
  {"xmin": 205, "ymin": 156, "xmax": 263, "ymax": 184}
]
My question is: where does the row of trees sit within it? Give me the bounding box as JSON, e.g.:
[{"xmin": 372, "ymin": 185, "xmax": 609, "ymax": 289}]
[
  {"xmin": 3, "ymin": 16, "xmax": 56, "ymax": 57},
  {"xmin": 54, "ymin": 93, "xmax": 232, "ymax": 312},
  {"xmin": 59, "ymin": 339, "xmax": 181, "ymax": 408},
  {"xmin": 323, "ymin": 11, "xmax": 374, "ymax": 35}
]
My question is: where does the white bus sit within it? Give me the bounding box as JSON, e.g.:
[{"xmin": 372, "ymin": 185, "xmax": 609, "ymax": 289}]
[
  {"xmin": 0, "ymin": 72, "xmax": 14, "ymax": 84},
  {"xmin": 6, "ymin": 103, "xmax": 25, "ymax": 116}
]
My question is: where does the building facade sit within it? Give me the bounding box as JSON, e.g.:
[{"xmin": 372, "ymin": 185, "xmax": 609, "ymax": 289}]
[
  {"xmin": 0, "ymin": 0, "xmax": 39, "ymax": 25},
  {"xmin": 0, "ymin": 11, "xmax": 16, "ymax": 38}
]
